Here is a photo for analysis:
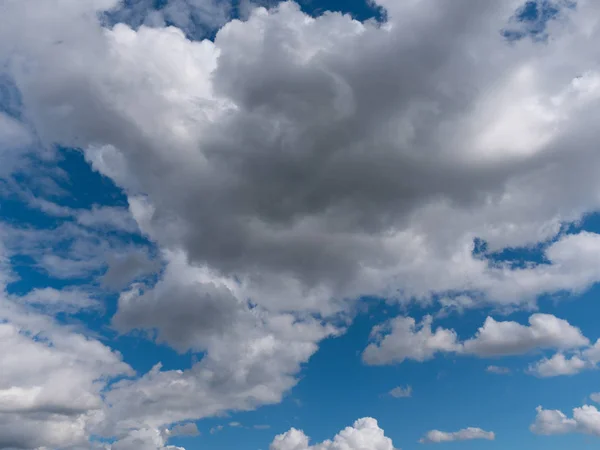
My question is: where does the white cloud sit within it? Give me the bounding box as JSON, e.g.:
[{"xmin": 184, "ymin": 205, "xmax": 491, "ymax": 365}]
[
  {"xmin": 2, "ymin": 0, "xmax": 600, "ymax": 447},
  {"xmin": 363, "ymin": 313, "xmax": 588, "ymax": 366},
  {"xmin": 486, "ymin": 365, "xmax": 511, "ymax": 375},
  {"xmin": 531, "ymin": 405, "xmax": 600, "ymax": 437},
  {"xmin": 110, "ymin": 427, "xmax": 184, "ymax": 450},
  {"xmin": 419, "ymin": 427, "xmax": 495, "ymax": 444},
  {"xmin": 527, "ymin": 337, "xmax": 600, "ymax": 378},
  {"xmin": 2, "ymin": 0, "xmax": 600, "ymax": 320},
  {"xmin": 76, "ymin": 205, "xmax": 141, "ymax": 234},
  {"xmin": 16, "ymin": 287, "xmax": 101, "ymax": 314},
  {"xmin": 0, "ymin": 285, "xmax": 132, "ymax": 449},
  {"xmin": 0, "ymin": 112, "xmax": 33, "ymax": 178},
  {"xmin": 270, "ymin": 417, "xmax": 396, "ymax": 450},
  {"xmin": 363, "ymin": 315, "xmax": 460, "ymax": 365},
  {"xmin": 462, "ymin": 314, "xmax": 589, "ymax": 357},
  {"xmin": 528, "ymin": 353, "xmax": 589, "ymax": 377},
  {"xmin": 389, "ymin": 385, "xmax": 412, "ymax": 398},
  {"xmin": 590, "ymin": 393, "xmax": 600, "ymax": 404}
]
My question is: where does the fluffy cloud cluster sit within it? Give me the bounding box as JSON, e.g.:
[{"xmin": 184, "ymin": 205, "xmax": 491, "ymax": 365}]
[
  {"xmin": 4, "ymin": 0, "xmax": 600, "ymax": 316},
  {"xmin": 419, "ymin": 427, "xmax": 495, "ymax": 444},
  {"xmin": 363, "ymin": 313, "xmax": 590, "ymax": 366},
  {"xmin": 0, "ymin": 280, "xmax": 132, "ymax": 449},
  {"xmin": 531, "ymin": 405, "xmax": 600, "ymax": 437},
  {"xmin": 270, "ymin": 418, "xmax": 396, "ymax": 450},
  {"xmin": 1, "ymin": 0, "xmax": 600, "ymax": 447}
]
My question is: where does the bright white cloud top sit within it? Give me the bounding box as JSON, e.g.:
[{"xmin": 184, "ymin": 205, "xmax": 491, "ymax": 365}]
[{"xmin": 0, "ymin": 0, "xmax": 600, "ymax": 448}]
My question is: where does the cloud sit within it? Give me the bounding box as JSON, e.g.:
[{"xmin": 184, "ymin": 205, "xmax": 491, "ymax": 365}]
[
  {"xmin": 2, "ymin": 0, "xmax": 600, "ymax": 447},
  {"xmin": 389, "ymin": 385, "xmax": 412, "ymax": 398},
  {"xmin": 75, "ymin": 205, "xmax": 141, "ymax": 234},
  {"xmin": 462, "ymin": 313, "xmax": 589, "ymax": 357},
  {"xmin": 363, "ymin": 316, "xmax": 460, "ymax": 365},
  {"xmin": 486, "ymin": 365, "xmax": 511, "ymax": 375},
  {"xmin": 101, "ymin": 251, "xmax": 339, "ymax": 434},
  {"xmin": 110, "ymin": 427, "xmax": 184, "ymax": 450},
  {"xmin": 102, "ymin": 249, "xmax": 160, "ymax": 290},
  {"xmin": 3, "ymin": 0, "xmax": 600, "ymax": 320},
  {"xmin": 528, "ymin": 353, "xmax": 589, "ymax": 377},
  {"xmin": 363, "ymin": 313, "xmax": 588, "ymax": 366},
  {"xmin": 169, "ymin": 422, "xmax": 200, "ymax": 437},
  {"xmin": 530, "ymin": 405, "xmax": 600, "ymax": 437},
  {"xmin": 419, "ymin": 427, "xmax": 495, "ymax": 444},
  {"xmin": 0, "ymin": 285, "xmax": 132, "ymax": 449},
  {"xmin": 270, "ymin": 417, "xmax": 396, "ymax": 450},
  {"xmin": 16, "ymin": 287, "xmax": 101, "ymax": 314},
  {"xmin": 527, "ymin": 337, "xmax": 600, "ymax": 377}
]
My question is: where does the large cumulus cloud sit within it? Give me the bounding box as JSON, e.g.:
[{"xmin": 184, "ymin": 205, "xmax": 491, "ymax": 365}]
[
  {"xmin": 4, "ymin": 0, "xmax": 600, "ymax": 316},
  {"xmin": 2, "ymin": 0, "xmax": 600, "ymax": 448}
]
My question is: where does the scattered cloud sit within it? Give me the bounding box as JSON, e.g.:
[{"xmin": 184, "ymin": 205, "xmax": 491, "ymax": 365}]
[
  {"xmin": 270, "ymin": 418, "xmax": 395, "ymax": 450},
  {"xmin": 364, "ymin": 313, "xmax": 589, "ymax": 366},
  {"xmin": 419, "ymin": 427, "xmax": 495, "ymax": 444},
  {"xmin": 389, "ymin": 385, "xmax": 413, "ymax": 398},
  {"xmin": 463, "ymin": 313, "xmax": 589, "ymax": 357},
  {"xmin": 528, "ymin": 353, "xmax": 589, "ymax": 378},
  {"xmin": 486, "ymin": 365, "xmax": 511, "ymax": 375},
  {"xmin": 531, "ymin": 405, "xmax": 600, "ymax": 437},
  {"xmin": 363, "ymin": 316, "xmax": 460, "ymax": 365}
]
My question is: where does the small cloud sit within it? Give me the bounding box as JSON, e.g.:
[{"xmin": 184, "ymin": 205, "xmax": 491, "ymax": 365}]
[
  {"xmin": 419, "ymin": 427, "xmax": 495, "ymax": 444},
  {"xmin": 528, "ymin": 353, "xmax": 588, "ymax": 378},
  {"xmin": 210, "ymin": 425, "xmax": 224, "ymax": 434},
  {"xmin": 590, "ymin": 393, "xmax": 600, "ymax": 404},
  {"xmin": 389, "ymin": 385, "xmax": 412, "ymax": 398},
  {"xmin": 254, "ymin": 424, "xmax": 271, "ymax": 430},
  {"xmin": 229, "ymin": 422, "xmax": 242, "ymax": 427},
  {"xmin": 486, "ymin": 365, "xmax": 511, "ymax": 375}
]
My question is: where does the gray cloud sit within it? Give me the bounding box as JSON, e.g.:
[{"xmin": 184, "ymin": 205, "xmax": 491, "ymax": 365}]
[
  {"xmin": 3, "ymin": 0, "xmax": 600, "ymax": 318},
  {"xmin": 2, "ymin": 0, "xmax": 600, "ymax": 448}
]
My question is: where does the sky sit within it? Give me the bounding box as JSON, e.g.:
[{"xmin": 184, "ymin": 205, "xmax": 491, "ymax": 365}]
[{"xmin": 1, "ymin": 0, "xmax": 600, "ymax": 449}]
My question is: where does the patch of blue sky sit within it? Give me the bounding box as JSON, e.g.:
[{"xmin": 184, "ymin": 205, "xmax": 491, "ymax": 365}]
[{"xmin": 502, "ymin": 0, "xmax": 576, "ymax": 42}]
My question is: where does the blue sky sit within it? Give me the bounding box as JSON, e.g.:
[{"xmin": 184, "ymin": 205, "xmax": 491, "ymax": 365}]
[{"xmin": 2, "ymin": 0, "xmax": 600, "ymax": 449}]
